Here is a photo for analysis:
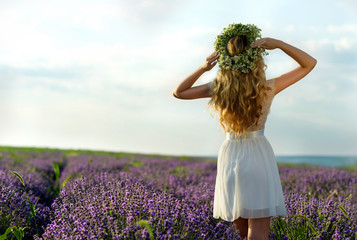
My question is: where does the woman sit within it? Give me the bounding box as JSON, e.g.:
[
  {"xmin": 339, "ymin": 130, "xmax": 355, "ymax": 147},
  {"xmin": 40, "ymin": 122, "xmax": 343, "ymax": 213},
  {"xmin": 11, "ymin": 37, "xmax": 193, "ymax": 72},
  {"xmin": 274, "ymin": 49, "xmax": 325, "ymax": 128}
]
[{"xmin": 173, "ymin": 23, "xmax": 316, "ymax": 240}]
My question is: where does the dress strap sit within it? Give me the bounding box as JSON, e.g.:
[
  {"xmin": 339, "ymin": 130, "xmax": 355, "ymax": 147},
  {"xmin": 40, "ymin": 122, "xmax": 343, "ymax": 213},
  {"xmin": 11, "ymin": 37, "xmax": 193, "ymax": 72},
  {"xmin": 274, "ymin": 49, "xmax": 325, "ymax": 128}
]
[{"xmin": 226, "ymin": 129, "xmax": 265, "ymax": 140}]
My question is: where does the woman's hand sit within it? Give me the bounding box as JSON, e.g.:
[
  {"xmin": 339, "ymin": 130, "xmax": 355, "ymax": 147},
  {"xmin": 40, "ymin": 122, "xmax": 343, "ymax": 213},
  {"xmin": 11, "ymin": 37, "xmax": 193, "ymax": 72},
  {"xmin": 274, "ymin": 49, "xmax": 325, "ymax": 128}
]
[
  {"xmin": 173, "ymin": 51, "xmax": 219, "ymax": 99},
  {"xmin": 200, "ymin": 51, "xmax": 220, "ymax": 71},
  {"xmin": 252, "ymin": 37, "xmax": 317, "ymax": 95},
  {"xmin": 251, "ymin": 38, "xmax": 282, "ymax": 50}
]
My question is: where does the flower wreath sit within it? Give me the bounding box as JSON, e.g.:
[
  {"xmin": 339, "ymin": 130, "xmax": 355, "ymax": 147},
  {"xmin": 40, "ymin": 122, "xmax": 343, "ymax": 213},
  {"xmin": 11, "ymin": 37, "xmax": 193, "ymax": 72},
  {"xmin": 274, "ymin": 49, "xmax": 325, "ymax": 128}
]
[{"xmin": 214, "ymin": 23, "xmax": 268, "ymax": 73}]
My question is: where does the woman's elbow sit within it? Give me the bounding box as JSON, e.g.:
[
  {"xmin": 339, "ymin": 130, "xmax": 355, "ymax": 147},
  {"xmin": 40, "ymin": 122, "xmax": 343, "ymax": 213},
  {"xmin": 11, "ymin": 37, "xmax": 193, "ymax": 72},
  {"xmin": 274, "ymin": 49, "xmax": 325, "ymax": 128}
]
[
  {"xmin": 172, "ymin": 91, "xmax": 181, "ymax": 99},
  {"xmin": 310, "ymin": 58, "xmax": 317, "ymax": 69},
  {"xmin": 173, "ymin": 91, "xmax": 188, "ymax": 99},
  {"xmin": 304, "ymin": 58, "xmax": 317, "ymax": 72}
]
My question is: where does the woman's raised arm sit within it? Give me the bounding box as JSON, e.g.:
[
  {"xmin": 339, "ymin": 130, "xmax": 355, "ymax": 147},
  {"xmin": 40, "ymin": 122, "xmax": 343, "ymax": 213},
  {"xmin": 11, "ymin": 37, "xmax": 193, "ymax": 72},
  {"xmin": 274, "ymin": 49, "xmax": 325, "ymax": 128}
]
[
  {"xmin": 173, "ymin": 51, "xmax": 219, "ymax": 100},
  {"xmin": 251, "ymin": 38, "xmax": 317, "ymax": 94}
]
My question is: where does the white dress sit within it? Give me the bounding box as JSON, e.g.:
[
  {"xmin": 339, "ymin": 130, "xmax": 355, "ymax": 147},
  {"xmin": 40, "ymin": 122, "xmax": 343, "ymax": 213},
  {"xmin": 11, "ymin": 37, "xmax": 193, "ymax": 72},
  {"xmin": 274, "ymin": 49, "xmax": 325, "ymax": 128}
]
[{"xmin": 212, "ymin": 79, "xmax": 286, "ymax": 221}]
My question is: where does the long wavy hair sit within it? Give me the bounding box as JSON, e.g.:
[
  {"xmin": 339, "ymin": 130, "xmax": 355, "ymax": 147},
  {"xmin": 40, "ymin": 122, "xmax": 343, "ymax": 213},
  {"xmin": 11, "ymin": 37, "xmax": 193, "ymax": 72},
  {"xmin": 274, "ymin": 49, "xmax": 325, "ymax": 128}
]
[{"xmin": 208, "ymin": 35, "xmax": 270, "ymax": 135}]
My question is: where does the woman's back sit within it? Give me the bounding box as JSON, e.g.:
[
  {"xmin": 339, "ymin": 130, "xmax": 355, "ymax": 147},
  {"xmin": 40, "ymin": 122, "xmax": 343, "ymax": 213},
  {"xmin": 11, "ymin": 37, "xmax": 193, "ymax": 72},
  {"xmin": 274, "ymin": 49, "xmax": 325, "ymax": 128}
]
[
  {"xmin": 247, "ymin": 79, "xmax": 275, "ymax": 132},
  {"xmin": 208, "ymin": 78, "xmax": 276, "ymax": 132}
]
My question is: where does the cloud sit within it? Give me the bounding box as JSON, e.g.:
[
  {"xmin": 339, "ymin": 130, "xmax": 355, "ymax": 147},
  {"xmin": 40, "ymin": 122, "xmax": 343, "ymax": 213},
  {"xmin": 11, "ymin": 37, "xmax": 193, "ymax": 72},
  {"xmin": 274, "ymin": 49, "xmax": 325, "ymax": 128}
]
[
  {"xmin": 327, "ymin": 24, "xmax": 357, "ymax": 34},
  {"xmin": 284, "ymin": 25, "xmax": 295, "ymax": 33},
  {"xmin": 302, "ymin": 38, "xmax": 357, "ymax": 52},
  {"xmin": 0, "ymin": 1, "xmax": 125, "ymax": 31},
  {"xmin": 301, "ymin": 39, "xmax": 330, "ymax": 52},
  {"xmin": 333, "ymin": 38, "xmax": 356, "ymax": 51},
  {"xmin": 154, "ymin": 27, "xmax": 217, "ymax": 57},
  {"xmin": 0, "ymin": 0, "xmax": 216, "ymax": 91},
  {"xmin": 114, "ymin": 0, "xmax": 190, "ymax": 29}
]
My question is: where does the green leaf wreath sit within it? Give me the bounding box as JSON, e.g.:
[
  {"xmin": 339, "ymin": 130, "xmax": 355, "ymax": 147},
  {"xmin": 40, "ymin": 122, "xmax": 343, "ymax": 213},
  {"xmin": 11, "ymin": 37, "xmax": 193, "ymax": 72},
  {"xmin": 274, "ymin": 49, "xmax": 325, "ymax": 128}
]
[{"xmin": 214, "ymin": 23, "xmax": 268, "ymax": 73}]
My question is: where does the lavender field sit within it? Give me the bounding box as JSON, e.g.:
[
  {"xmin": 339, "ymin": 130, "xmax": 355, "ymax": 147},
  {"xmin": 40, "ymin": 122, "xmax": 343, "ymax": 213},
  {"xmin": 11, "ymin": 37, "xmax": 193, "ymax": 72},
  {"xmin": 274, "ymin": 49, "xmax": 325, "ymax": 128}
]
[{"xmin": 0, "ymin": 147, "xmax": 356, "ymax": 240}]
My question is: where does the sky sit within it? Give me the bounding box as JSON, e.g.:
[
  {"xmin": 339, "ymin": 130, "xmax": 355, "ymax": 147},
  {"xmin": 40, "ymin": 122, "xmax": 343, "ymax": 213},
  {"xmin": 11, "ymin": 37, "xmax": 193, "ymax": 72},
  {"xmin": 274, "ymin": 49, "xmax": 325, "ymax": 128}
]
[{"xmin": 0, "ymin": 0, "xmax": 356, "ymax": 157}]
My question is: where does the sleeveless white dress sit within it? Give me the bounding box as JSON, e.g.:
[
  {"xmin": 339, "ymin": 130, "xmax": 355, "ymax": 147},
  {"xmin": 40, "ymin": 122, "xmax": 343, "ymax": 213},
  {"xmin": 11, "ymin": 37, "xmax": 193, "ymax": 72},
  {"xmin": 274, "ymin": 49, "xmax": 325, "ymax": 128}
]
[{"xmin": 212, "ymin": 79, "xmax": 286, "ymax": 221}]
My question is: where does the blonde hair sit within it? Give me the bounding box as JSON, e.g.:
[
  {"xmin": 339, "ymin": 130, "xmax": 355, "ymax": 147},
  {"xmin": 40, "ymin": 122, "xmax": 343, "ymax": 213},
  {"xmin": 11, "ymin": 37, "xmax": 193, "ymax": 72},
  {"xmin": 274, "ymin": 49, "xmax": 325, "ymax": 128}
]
[{"xmin": 208, "ymin": 35, "xmax": 270, "ymax": 135}]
